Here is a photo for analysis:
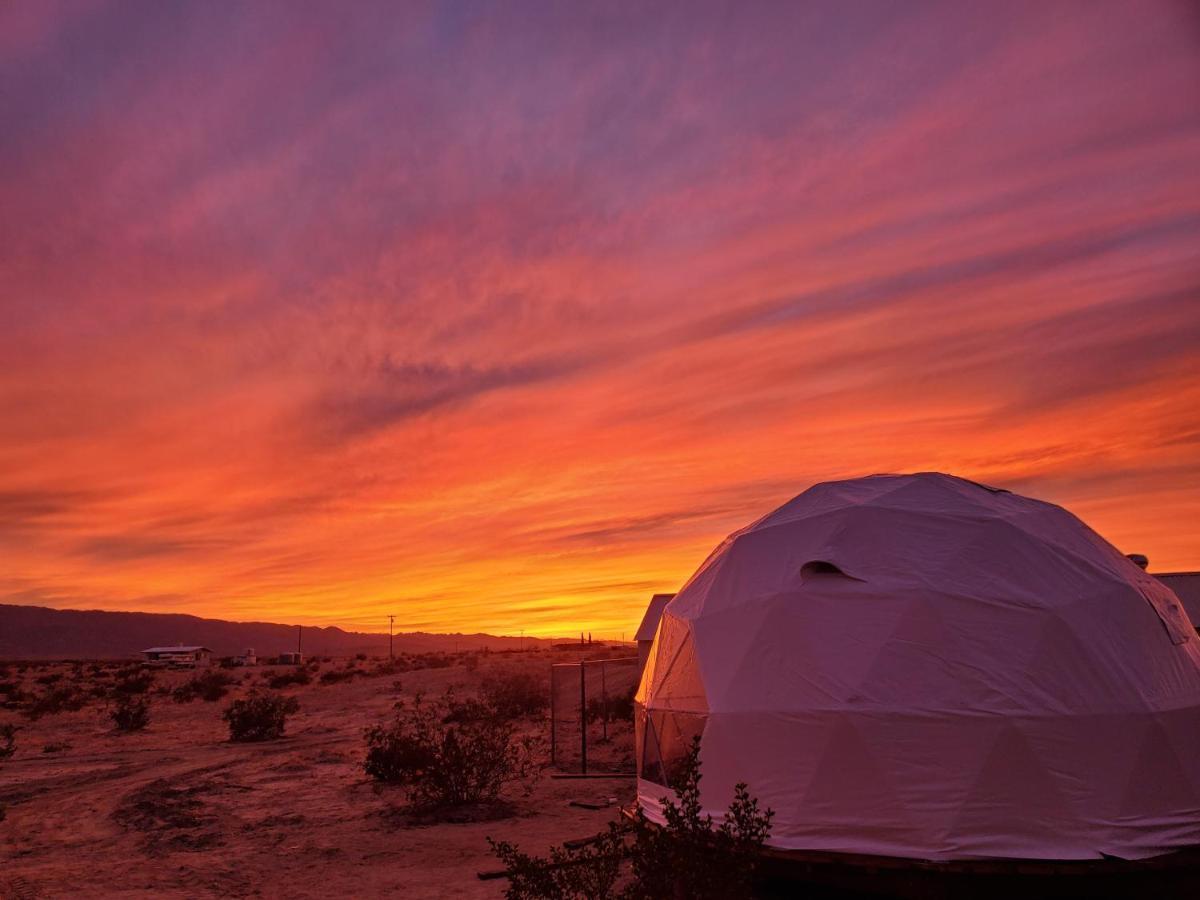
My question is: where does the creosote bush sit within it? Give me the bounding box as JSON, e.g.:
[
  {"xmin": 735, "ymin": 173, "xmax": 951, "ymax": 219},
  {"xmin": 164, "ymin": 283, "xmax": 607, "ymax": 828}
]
[
  {"xmin": 268, "ymin": 667, "xmax": 312, "ymax": 689},
  {"xmin": 489, "ymin": 737, "xmax": 773, "ymax": 900},
  {"xmin": 363, "ymin": 690, "xmax": 538, "ymax": 810},
  {"xmin": 173, "ymin": 670, "xmax": 236, "ymax": 703},
  {"xmin": 0, "ymin": 723, "xmax": 16, "ymax": 760},
  {"xmin": 224, "ymin": 691, "xmax": 300, "ymax": 742},
  {"xmin": 0, "ymin": 721, "xmax": 12, "ymax": 823},
  {"xmin": 24, "ymin": 683, "xmax": 90, "ymax": 720},
  {"xmin": 480, "ymin": 670, "xmax": 548, "ymax": 721},
  {"xmin": 319, "ymin": 668, "xmax": 361, "ymax": 685},
  {"xmin": 112, "ymin": 668, "xmax": 156, "ymax": 696},
  {"xmin": 112, "ymin": 694, "xmax": 150, "ymax": 732}
]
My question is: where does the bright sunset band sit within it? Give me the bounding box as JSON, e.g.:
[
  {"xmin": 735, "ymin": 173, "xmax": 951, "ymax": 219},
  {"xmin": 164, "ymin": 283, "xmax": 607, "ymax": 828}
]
[{"xmin": 1, "ymin": 1, "xmax": 1198, "ymax": 638}]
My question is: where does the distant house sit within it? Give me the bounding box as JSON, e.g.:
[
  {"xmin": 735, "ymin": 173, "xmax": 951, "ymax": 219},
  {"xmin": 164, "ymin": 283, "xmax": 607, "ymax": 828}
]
[
  {"xmin": 1155, "ymin": 572, "xmax": 1200, "ymax": 633},
  {"xmin": 140, "ymin": 645, "xmax": 213, "ymax": 668},
  {"xmin": 635, "ymin": 593, "xmax": 675, "ymax": 678}
]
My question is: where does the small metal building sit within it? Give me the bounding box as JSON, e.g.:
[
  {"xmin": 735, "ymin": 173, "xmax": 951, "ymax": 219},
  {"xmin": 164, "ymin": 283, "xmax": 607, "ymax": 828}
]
[
  {"xmin": 1155, "ymin": 572, "xmax": 1200, "ymax": 633},
  {"xmin": 635, "ymin": 593, "xmax": 674, "ymax": 678}
]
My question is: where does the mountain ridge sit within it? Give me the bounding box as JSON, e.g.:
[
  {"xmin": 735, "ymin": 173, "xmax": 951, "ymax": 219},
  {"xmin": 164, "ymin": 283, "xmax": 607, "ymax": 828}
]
[{"xmin": 0, "ymin": 603, "xmax": 552, "ymax": 659}]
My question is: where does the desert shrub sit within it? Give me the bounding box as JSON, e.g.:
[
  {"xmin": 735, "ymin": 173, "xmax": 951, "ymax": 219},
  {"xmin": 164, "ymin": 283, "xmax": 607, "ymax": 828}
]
[
  {"xmin": 112, "ymin": 669, "xmax": 155, "ymax": 696},
  {"xmin": 36, "ymin": 672, "xmax": 63, "ymax": 686},
  {"xmin": 481, "ymin": 670, "xmax": 548, "ymax": 721},
  {"xmin": 42, "ymin": 741, "xmax": 71, "ymax": 753},
  {"xmin": 585, "ymin": 685, "xmax": 636, "ymax": 726},
  {"xmin": 0, "ymin": 680, "xmax": 20, "ymax": 696},
  {"xmin": 0, "ymin": 723, "xmax": 15, "ymax": 760},
  {"xmin": 112, "ymin": 695, "xmax": 150, "ymax": 732},
  {"xmin": 363, "ymin": 692, "xmax": 537, "ymax": 809},
  {"xmin": 268, "ymin": 667, "xmax": 311, "ymax": 689},
  {"xmin": 355, "ymin": 652, "xmax": 368, "ymax": 661},
  {"xmin": 368, "ymin": 659, "xmax": 403, "ymax": 678},
  {"xmin": 224, "ymin": 691, "xmax": 299, "ymax": 742},
  {"xmin": 319, "ymin": 668, "xmax": 361, "ymax": 685},
  {"xmin": 173, "ymin": 670, "xmax": 236, "ymax": 703},
  {"xmin": 0, "ymin": 722, "xmax": 12, "ymax": 824},
  {"xmin": 624, "ymin": 737, "xmax": 773, "ymax": 899},
  {"xmin": 490, "ymin": 823, "xmax": 626, "ymax": 900},
  {"xmin": 25, "ymin": 684, "xmax": 89, "ymax": 719},
  {"xmin": 489, "ymin": 738, "xmax": 772, "ymax": 900}
]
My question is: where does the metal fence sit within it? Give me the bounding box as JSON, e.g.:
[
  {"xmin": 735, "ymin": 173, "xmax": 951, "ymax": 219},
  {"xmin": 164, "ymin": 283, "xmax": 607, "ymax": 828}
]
[{"xmin": 550, "ymin": 656, "xmax": 640, "ymax": 773}]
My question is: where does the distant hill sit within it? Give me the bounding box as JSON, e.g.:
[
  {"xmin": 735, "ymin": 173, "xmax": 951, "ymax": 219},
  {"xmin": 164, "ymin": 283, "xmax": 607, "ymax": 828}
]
[{"xmin": 0, "ymin": 603, "xmax": 549, "ymax": 659}]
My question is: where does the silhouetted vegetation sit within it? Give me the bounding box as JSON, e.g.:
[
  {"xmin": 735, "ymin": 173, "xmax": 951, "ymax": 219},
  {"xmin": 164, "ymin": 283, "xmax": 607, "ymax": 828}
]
[
  {"xmin": 489, "ymin": 738, "xmax": 773, "ymax": 899},
  {"xmin": 224, "ymin": 691, "xmax": 300, "ymax": 742},
  {"xmin": 363, "ymin": 691, "xmax": 537, "ymax": 810},
  {"xmin": 0, "ymin": 723, "xmax": 15, "ymax": 760},
  {"xmin": 585, "ymin": 685, "xmax": 636, "ymax": 726},
  {"xmin": 25, "ymin": 683, "xmax": 90, "ymax": 719},
  {"xmin": 268, "ymin": 667, "xmax": 312, "ymax": 689},
  {"xmin": 481, "ymin": 670, "xmax": 548, "ymax": 721},
  {"xmin": 0, "ymin": 721, "xmax": 11, "ymax": 823},
  {"xmin": 319, "ymin": 668, "xmax": 362, "ymax": 685},
  {"xmin": 491, "ymin": 824, "xmax": 626, "ymax": 900},
  {"xmin": 173, "ymin": 670, "xmax": 236, "ymax": 703},
  {"xmin": 112, "ymin": 668, "xmax": 156, "ymax": 696},
  {"xmin": 112, "ymin": 695, "xmax": 151, "ymax": 732}
]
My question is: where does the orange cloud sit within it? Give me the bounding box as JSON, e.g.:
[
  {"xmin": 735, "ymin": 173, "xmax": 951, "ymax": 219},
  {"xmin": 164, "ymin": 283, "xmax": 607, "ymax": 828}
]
[{"xmin": 1, "ymin": 1, "xmax": 1198, "ymax": 637}]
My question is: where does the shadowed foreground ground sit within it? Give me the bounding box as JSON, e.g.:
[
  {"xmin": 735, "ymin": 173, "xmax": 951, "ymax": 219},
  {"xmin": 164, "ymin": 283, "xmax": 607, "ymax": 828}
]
[{"xmin": 0, "ymin": 652, "xmax": 634, "ymax": 899}]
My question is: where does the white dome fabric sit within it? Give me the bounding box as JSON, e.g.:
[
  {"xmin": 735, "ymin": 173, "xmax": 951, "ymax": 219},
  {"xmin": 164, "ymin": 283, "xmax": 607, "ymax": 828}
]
[{"xmin": 635, "ymin": 473, "xmax": 1200, "ymax": 861}]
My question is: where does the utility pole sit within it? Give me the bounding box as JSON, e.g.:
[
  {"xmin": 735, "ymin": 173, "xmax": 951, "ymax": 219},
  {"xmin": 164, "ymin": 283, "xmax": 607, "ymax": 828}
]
[{"xmin": 388, "ymin": 614, "xmax": 395, "ymax": 659}]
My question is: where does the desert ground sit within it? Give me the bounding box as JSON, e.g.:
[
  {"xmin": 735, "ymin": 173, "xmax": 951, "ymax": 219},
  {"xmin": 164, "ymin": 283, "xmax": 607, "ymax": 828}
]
[{"xmin": 0, "ymin": 650, "xmax": 635, "ymax": 899}]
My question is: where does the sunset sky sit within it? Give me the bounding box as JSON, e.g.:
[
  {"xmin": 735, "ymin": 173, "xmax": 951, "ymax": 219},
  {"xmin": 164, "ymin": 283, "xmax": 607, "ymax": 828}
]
[{"xmin": 1, "ymin": 1, "xmax": 1198, "ymax": 638}]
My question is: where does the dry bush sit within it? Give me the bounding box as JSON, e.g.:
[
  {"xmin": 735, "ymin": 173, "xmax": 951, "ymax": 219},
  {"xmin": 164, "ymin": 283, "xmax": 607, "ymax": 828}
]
[
  {"xmin": 173, "ymin": 671, "xmax": 236, "ymax": 703},
  {"xmin": 112, "ymin": 668, "xmax": 156, "ymax": 695},
  {"xmin": 0, "ymin": 723, "xmax": 15, "ymax": 760},
  {"xmin": 0, "ymin": 721, "xmax": 12, "ymax": 823},
  {"xmin": 319, "ymin": 668, "xmax": 361, "ymax": 685},
  {"xmin": 363, "ymin": 691, "xmax": 538, "ymax": 810},
  {"xmin": 489, "ymin": 738, "xmax": 772, "ymax": 900},
  {"xmin": 367, "ymin": 658, "xmax": 404, "ymax": 678},
  {"xmin": 586, "ymin": 685, "xmax": 636, "ymax": 726},
  {"xmin": 481, "ymin": 670, "xmax": 548, "ymax": 721},
  {"xmin": 223, "ymin": 691, "xmax": 300, "ymax": 742},
  {"xmin": 25, "ymin": 683, "xmax": 90, "ymax": 719},
  {"xmin": 267, "ymin": 667, "xmax": 311, "ymax": 689},
  {"xmin": 112, "ymin": 694, "xmax": 151, "ymax": 732},
  {"xmin": 490, "ymin": 824, "xmax": 626, "ymax": 900}
]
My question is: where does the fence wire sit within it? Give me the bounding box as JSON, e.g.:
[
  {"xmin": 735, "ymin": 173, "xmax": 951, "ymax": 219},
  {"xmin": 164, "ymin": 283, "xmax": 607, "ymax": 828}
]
[{"xmin": 550, "ymin": 656, "xmax": 640, "ymax": 773}]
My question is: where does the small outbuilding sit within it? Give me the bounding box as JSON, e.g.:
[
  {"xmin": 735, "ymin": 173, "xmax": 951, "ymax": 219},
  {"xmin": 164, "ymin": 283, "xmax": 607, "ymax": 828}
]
[
  {"xmin": 140, "ymin": 645, "xmax": 212, "ymax": 668},
  {"xmin": 1155, "ymin": 572, "xmax": 1200, "ymax": 633},
  {"xmin": 635, "ymin": 593, "xmax": 674, "ymax": 677}
]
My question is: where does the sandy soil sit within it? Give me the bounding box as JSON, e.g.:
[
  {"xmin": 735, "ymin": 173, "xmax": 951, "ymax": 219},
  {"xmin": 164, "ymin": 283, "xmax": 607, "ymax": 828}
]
[{"xmin": 0, "ymin": 652, "xmax": 636, "ymax": 899}]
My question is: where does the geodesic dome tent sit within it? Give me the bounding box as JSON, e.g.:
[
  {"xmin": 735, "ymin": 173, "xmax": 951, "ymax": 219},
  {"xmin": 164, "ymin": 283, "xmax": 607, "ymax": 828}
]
[{"xmin": 635, "ymin": 472, "xmax": 1200, "ymax": 861}]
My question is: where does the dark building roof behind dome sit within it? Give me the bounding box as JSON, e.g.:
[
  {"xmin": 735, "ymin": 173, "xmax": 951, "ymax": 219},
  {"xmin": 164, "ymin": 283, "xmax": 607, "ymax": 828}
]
[
  {"xmin": 1156, "ymin": 572, "xmax": 1200, "ymax": 628},
  {"xmin": 635, "ymin": 593, "xmax": 674, "ymax": 642}
]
